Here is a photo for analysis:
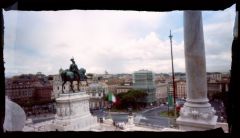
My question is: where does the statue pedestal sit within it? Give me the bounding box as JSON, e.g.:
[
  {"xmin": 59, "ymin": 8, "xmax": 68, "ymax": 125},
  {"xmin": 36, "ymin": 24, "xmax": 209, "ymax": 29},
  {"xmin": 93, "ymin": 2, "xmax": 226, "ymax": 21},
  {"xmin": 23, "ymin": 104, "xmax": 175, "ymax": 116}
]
[
  {"xmin": 50, "ymin": 92, "xmax": 98, "ymax": 131},
  {"xmin": 127, "ymin": 115, "xmax": 135, "ymax": 128}
]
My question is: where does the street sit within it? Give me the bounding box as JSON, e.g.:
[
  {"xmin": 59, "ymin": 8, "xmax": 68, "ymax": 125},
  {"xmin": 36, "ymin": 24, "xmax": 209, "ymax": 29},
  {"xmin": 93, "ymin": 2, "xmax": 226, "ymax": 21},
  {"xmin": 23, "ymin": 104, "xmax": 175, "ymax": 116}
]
[
  {"xmin": 210, "ymin": 100, "xmax": 227, "ymax": 122},
  {"xmin": 29, "ymin": 105, "xmax": 172, "ymax": 128},
  {"xmin": 137, "ymin": 105, "xmax": 171, "ymax": 128},
  {"xmin": 91, "ymin": 105, "xmax": 171, "ymax": 128}
]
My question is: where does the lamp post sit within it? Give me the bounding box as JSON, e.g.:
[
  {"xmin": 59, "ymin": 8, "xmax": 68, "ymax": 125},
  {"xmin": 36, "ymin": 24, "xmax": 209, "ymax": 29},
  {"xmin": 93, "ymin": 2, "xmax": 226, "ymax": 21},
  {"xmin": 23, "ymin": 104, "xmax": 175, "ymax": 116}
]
[{"xmin": 169, "ymin": 30, "xmax": 176, "ymax": 117}]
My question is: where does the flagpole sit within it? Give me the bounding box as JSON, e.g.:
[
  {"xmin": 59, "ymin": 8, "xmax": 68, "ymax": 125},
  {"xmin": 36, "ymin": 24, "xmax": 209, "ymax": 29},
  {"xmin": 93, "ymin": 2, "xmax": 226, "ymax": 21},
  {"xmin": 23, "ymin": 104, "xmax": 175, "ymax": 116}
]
[
  {"xmin": 107, "ymin": 92, "xmax": 114, "ymax": 119},
  {"xmin": 109, "ymin": 101, "xmax": 112, "ymax": 119},
  {"xmin": 168, "ymin": 93, "xmax": 169, "ymax": 116}
]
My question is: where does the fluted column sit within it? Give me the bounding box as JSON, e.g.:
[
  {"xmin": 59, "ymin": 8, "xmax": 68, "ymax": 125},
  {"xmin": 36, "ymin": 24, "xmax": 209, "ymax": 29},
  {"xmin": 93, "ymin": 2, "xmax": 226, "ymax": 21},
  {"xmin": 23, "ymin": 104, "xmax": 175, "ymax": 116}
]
[{"xmin": 176, "ymin": 11, "xmax": 217, "ymax": 131}]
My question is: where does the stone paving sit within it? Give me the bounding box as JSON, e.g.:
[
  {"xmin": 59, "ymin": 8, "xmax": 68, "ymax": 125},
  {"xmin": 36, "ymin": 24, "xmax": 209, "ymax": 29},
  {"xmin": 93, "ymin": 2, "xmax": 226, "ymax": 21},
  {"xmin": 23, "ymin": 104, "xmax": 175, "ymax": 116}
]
[
  {"xmin": 23, "ymin": 118, "xmax": 163, "ymax": 132},
  {"xmin": 22, "ymin": 116, "xmax": 229, "ymax": 132}
]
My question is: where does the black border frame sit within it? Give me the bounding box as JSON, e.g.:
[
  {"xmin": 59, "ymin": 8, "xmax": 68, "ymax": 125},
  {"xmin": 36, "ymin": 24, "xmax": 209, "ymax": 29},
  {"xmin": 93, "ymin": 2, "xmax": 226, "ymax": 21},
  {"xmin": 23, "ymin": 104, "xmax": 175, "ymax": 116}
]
[{"xmin": 0, "ymin": 0, "xmax": 239, "ymax": 137}]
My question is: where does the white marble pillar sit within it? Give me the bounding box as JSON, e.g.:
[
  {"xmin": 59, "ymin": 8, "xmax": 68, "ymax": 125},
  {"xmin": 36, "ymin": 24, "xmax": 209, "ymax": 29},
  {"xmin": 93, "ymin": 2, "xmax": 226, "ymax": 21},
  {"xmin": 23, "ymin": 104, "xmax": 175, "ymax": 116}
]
[
  {"xmin": 127, "ymin": 115, "xmax": 134, "ymax": 127},
  {"xmin": 176, "ymin": 11, "xmax": 217, "ymax": 131}
]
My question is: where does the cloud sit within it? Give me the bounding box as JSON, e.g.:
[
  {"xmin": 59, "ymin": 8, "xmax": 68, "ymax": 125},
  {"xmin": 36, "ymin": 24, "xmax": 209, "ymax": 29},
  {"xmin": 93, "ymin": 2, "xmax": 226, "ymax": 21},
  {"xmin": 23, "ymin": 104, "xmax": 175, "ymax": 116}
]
[
  {"xmin": 203, "ymin": 9, "xmax": 234, "ymax": 72},
  {"xmin": 3, "ymin": 6, "xmax": 236, "ymax": 77}
]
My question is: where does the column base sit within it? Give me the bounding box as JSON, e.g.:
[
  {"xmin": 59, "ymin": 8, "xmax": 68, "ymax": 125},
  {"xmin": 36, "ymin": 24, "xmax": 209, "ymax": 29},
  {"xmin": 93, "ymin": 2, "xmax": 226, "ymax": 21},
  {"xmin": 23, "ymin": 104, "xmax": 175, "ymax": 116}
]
[
  {"xmin": 177, "ymin": 115, "xmax": 218, "ymax": 131},
  {"xmin": 176, "ymin": 101, "xmax": 218, "ymax": 131}
]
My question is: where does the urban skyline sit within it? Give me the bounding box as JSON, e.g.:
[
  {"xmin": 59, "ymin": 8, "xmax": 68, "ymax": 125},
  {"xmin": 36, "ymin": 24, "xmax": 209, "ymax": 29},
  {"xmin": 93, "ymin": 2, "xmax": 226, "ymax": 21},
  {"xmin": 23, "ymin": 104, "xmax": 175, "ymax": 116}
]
[
  {"xmin": 3, "ymin": 5, "xmax": 235, "ymax": 77},
  {"xmin": 5, "ymin": 68, "xmax": 229, "ymax": 131}
]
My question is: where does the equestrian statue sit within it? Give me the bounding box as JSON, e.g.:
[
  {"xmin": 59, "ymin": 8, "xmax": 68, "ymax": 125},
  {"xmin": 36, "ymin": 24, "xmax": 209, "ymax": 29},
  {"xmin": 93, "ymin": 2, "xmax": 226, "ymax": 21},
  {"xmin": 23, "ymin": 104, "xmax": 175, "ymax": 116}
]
[{"xmin": 59, "ymin": 58, "xmax": 88, "ymax": 93}]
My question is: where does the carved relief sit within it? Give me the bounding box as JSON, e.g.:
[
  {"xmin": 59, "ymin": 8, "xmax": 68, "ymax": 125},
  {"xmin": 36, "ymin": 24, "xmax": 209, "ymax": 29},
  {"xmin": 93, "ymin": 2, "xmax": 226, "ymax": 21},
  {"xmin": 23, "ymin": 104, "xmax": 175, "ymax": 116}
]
[
  {"xmin": 180, "ymin": 106, "xmax": 216, "ymax": 121},
  {"xmin": 60, "ymin": 107, "xmax": 63, "ymax": 117},
  {"xmin": 66, "ymin": 107, "xmax": 69, "ymax": 116}
]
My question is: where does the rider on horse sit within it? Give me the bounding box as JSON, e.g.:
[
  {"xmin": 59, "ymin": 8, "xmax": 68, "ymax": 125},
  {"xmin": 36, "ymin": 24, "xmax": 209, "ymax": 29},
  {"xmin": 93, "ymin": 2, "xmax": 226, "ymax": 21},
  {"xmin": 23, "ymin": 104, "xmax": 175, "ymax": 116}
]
[
  {"xmin": 59, "ymin": 58, "xmax": 88, "ymax": 93},
  {"xmin": 69, "ymin": 58, "xmax": 80, "ymax": 79}
]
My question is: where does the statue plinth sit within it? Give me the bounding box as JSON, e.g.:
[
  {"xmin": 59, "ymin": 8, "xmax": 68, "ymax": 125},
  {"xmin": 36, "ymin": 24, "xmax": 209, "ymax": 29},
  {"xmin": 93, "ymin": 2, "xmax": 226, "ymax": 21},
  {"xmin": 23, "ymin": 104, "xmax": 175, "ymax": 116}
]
[
  {"xmin": 127, "ymin": 115, "xmax": 135, "ymax": 128},
  {"xmin": 50, "ymin": 91, "xmax": 98, "ymax": 131}
]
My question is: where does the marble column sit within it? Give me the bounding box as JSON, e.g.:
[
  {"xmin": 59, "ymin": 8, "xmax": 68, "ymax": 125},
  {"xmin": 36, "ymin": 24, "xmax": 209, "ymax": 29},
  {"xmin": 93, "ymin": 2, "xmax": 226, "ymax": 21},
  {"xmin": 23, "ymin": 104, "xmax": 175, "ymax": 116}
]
[{"xmin": 176, "ymin": 11, "xmax": 217, "ymax": 131}]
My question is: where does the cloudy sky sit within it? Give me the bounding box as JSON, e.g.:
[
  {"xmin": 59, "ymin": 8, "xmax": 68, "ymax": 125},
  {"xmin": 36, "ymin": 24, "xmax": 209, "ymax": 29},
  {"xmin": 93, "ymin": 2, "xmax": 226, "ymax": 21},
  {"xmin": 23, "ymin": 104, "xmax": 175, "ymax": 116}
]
[{"xmin": 3, "ymin": 5, "xmax": 236, "ymax": 77}]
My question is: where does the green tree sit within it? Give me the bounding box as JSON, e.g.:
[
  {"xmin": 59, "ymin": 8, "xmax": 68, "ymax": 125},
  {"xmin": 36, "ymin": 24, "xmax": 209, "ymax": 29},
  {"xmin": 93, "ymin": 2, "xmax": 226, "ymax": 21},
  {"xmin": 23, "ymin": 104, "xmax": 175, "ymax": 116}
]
[
  {"xmin": 114, "ymin": 89, "xmax": 147, "ymax": 110},
  {"xmin": 103, "ymin": 94, "xmax": 108, "ymax": 101}
]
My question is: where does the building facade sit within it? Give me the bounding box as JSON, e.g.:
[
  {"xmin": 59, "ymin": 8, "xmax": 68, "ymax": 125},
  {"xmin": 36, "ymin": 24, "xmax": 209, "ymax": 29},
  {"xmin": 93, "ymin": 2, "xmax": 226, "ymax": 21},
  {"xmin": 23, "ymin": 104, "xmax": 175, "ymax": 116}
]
[
  {"xmin": 207, "ymin": 80, "xmax": 229, "ymax": 100},
  {"xmin": 5, "ymin": 73, "xmax": 54, "ymax": 116},
  {"xmin": 132, "ymin": 70, "xmax": 156, "ymax": 105},
  {"xmin": 175, "ymin": 80, "xmax": 187, "ymax": 99},
  {"xmin": 86, "ymin": 82, "xmax": 108, "ymax": 110},
  {"xmin": 106, "ymin": 84, "xmax": 118, "ymax": 94},
  {"xmin": 207, "ymin": 72, "xmax": 222, "ymax": 82},
  {"xmin": 155, "ymin": 82, "xmax": 168, "ymax": 105},
  {"xmin": 52, "ymin": 74, "xmax": 62, "ymax": 99},
  {"xmin": 116, "ymin": 85, "xmax": 133, "ymax": 94}
]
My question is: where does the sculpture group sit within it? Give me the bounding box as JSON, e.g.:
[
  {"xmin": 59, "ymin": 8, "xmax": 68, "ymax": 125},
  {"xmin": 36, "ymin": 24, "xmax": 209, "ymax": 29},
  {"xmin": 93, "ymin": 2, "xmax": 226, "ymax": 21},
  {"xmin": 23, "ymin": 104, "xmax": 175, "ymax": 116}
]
[{"xmin": 59, "ymin": 58, "xmax": 88, "ymax": 93}]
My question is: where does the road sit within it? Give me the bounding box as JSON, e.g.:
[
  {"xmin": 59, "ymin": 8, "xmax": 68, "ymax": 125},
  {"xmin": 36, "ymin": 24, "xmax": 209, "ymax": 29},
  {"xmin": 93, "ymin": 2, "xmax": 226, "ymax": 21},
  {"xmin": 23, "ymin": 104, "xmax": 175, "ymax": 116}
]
[
  {"xmin": 91, "ymin": 105, "xmax": 171, "ymax": 128},
  {"xmin": 210, "ymin": 100, "xmax": 227, "ymax": 122},
  {"xmin": 136, "ymin": 105, "xmax": 171, "ymax": 127},
  {"xmin": 29, "ymin": 105, "xmax": 172, "ymax": 128},
  {"xmin": 91, "ymin": 109, "xmax": 128, "ymax": 122}
]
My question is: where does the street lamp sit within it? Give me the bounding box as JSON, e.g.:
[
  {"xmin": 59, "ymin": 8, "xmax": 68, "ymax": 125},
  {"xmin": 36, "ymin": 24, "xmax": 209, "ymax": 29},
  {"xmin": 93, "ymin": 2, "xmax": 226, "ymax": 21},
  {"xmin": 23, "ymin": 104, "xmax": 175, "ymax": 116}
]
[
  {"xmin": 128, "ymin": 107, "xmax": 133, "ymax": 116},
  {"xmin": 169, "ymin": 30, "xmax": 176, "ymax": 117}
]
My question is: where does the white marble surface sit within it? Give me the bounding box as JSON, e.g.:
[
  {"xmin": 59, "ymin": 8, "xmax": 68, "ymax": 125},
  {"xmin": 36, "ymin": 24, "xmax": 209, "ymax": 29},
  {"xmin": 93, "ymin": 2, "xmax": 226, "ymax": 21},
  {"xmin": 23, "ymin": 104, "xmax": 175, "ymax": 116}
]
[
  {"xmin": 4, "ymin": 97, "xmax": 26, "ymax": 131},
  {"xmin": 177, "ymin": 11, "xmax": 217, "ymax": 131},
  {"xmin": 21, "ymin": 92, "xmax": 99, "ymax": 132},
  {"xmin": 184, "ymin": 11, "xmax": 208, "ymax": 101},
  {"xmin": 51, "ymin": 91, "xmax": 98, "ymax": 131},
  {"xmin": 128, "ymin": 115, "xmax": 134, "ymax": 125},
  {"xmin": 177, "ymin": 115, "xmax": 218, "ymax": 131},
  {"xmin": 161, "ymin": 128, "xmax": 184, "ymax": 132}
]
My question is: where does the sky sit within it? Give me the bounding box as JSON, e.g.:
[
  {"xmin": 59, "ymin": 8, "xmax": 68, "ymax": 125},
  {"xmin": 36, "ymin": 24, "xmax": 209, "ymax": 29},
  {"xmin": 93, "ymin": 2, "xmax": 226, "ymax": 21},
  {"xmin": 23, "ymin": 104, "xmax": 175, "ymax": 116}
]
[{"xmin": 3, "ymin": 5, "xmax": 236, "ymax": 77}]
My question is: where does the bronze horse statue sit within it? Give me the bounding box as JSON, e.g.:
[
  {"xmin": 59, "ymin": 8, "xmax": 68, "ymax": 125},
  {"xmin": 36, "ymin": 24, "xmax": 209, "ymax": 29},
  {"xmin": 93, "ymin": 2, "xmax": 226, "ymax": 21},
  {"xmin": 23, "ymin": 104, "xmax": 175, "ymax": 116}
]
[{"xmin": 59, "ymin": 68, "xmax": 88, "ymax": 93}]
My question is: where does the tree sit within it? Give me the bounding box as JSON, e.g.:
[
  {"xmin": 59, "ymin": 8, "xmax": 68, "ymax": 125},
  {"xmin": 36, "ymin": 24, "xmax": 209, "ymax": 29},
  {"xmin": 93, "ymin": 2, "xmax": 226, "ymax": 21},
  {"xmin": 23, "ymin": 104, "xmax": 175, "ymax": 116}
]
[
  {"xmin": 114, "ymin": 89, "xmax": 147, "ymax": 110},
  {"xmin": 103, "ymin": 94, "xmax": 108, "ymax": 101}
]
